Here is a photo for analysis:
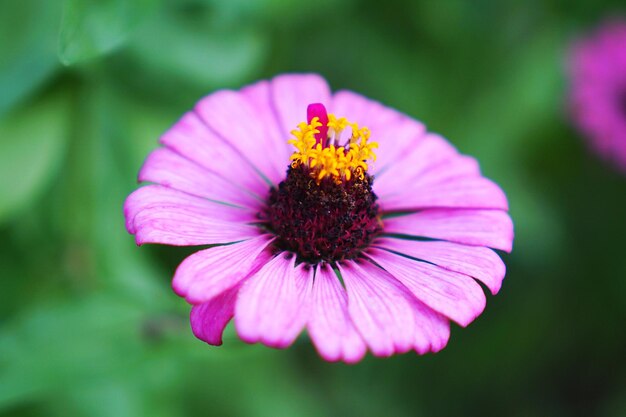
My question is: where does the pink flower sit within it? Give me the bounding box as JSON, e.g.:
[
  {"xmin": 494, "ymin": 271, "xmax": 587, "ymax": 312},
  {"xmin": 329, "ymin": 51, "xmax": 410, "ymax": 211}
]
[
  {"xmin": 124, "ymin": 74, "xmax": 513, "ymax": 363},
  {"xmin": 568, "ymin": 19, "xmax": 626, "ymax": 172}
]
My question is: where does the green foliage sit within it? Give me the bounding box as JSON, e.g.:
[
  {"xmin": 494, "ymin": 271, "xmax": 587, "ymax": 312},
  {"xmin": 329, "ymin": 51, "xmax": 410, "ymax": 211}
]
[
  {"xmin": 0, "ymin": 92, "xmax": 70, "ymax": 223},
  {"xmin": 127, "ymin": 7, "xmax": 268, "ymax": 88},
  {"xmin": 1, "ymin": 1, "xmax": 625, "ymax": 416},
  {"xmin": 59, "ymin": 0, "xmax": 159, "ymax": 65},
  {"xmin": 0, "ymin": 0, "xmax": 61, "ymax": 116}
]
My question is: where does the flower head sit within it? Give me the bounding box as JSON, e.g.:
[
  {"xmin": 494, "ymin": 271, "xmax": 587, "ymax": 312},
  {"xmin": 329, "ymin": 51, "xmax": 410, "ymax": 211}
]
[
  {"xmin": 568, "ymin": 19, "xmax": 626, "ymax": 173},
  {"xmin": 124, "ymin": 74, "xmax": 513, "ymax": 363}
]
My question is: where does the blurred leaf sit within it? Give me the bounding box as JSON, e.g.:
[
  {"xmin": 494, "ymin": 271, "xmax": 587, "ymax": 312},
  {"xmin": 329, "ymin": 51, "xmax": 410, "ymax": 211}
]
[
  {"xmin": 445, "ymin": 28, "xmax": 567, "ymax": 265},
  {"xmin": 58, "ymin": 0, "xmax": 159, "ymax": 65},
  {"xmin": 454, "ymin": 28, "xmax": 565, "ymax": 153},
  {"xmin": 0, "ymin": 0, "xmax": 61, "ymax": 116},
  {"xmin": 205, "ymin": 0, "xmax": 354, "ymax": 23},
  {"xmin": 50, "ymin": 81, "xmax": 173, "ymax": 305},
  {"xmin": 127, "ymin": 6, "xmax": 268, "ymax": 89},
  {"xmin": 0, "ymin": 296, "xmax": 145, "ymax": 408},
  {"xmin": 0, "ymin": 293, "xmax": 326, "ymax": 417},
  {"xmin": 0, "ymin": 91, "xmax": 70, "ymax": 224},
  {"xmin": 57, "ymin": 382, "xmax": 151, "ymax": 417}
]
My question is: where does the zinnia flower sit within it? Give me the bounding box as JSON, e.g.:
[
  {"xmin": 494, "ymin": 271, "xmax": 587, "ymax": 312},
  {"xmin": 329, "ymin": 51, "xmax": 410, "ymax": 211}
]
[
  {"xmin": 569, "ymin": 19, "xmax": 626, "ymax": 172},
  {"xmin": 124, "ymin": 74, "xmax": 513, "ymax": 363}
]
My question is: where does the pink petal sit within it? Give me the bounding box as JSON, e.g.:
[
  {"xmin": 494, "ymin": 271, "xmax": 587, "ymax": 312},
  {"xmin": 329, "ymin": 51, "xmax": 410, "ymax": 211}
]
[
  {"xmin": 124, "ymin": 185, "xmax": 256, "ymax": 235},
  {"xmin": 375, "ymin": 136, "xmax": 482, "ymax": 197},
  {"xmin": 159, "ymin": 111, "xmax": 268, "ymax": 195},
  {"xmin": 411, "ymin": 155, "xmax": 482, "ymax": 186},
  {"xmin": 330, "ymin": 90, "xmax": 426, "ymax": 174},
  {"xmin": 373, "ymin": 117, "xmax": 428, "ymax": 176},
  {"xmin": 235, "ymin": 254, "xmax": 312, "ymax": 348},
  {"xmin": 374, "ymin": 237, "xmax": 506, "ymax": 294},
  {"xmin": 379, "ymin": 176, "xmax": 509, "ymax": 211},
  {"xmin": 411, "ymin": 307, "xmax": 450, "ymax": 355},
  {"xmin": 383, "ymin": 209, "xmax": 514, "ymax": 253},
  {"xmin": 374, "ymin": 133, "xmax": 460, "ymax": 190},
  {"xmin": 271, "ymin": 74, "xmax": 332, "ymax": 138},
  {"xmin": 196, "ymin": 88, "xmax": 287, "ymax": 184},
  {"xmin": 240, "ymin": 80, "xmax": 291, "ymax": 169},
  {"xmin": 138, "ymin": 147, "xmax": 262, "ymax": 209},
  {"xmin": 190, "ymin": 284, "xmax": 240, "ymax": 346},
  {"xmin": 367, "ymin": 249, "xmax": 486, "ymax": 327},
  {"xmin": 339, "ymin": 260, "xmax": 448, "ymax": 356},
  {"xmin": 283, "ymin": 263, "xmax": 314, "ymax": 342},
  {"xmin": 131, "ymin": 204, "xmax": 261, "ymax": 246},
  {"xmin": 172, "ymin": 235, "xmax": 274, "ymax": 303},
  {"xmin": 307, "ymin": 264, "xmax": 367, "ymax": 363}
]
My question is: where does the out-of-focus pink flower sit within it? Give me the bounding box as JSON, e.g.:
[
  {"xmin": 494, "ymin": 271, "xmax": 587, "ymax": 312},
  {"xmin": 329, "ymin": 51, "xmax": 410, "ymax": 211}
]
[
  {"xmin": 569, "ymin": 20, "xmax": 626, "ymax": 172},
  {"xmin": 124, "ymin": 74, "xmax": 513, "ymax": 363}
]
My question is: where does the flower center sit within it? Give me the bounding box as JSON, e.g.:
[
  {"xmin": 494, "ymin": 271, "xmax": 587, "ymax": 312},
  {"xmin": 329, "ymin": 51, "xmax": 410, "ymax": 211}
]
[
  {"xmin": 260, "ymin": 103, "xmax": 382, "ymax": 264},
  {"xmin": 288, "ymin": 103, "xmax": 379, "ymax": 182}
]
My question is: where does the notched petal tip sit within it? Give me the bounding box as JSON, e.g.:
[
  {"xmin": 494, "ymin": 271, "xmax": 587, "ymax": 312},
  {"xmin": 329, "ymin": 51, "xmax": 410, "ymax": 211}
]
[{"xmin": 189, "ymin": 286, "xmax": 239, "ymax": 347}]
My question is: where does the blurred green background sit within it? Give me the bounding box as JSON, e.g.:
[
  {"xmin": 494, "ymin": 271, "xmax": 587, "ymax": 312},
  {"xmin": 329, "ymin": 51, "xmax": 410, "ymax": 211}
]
[{"xmin": 1, "ymin": 0, "xmax": 626, "ymax": 416}]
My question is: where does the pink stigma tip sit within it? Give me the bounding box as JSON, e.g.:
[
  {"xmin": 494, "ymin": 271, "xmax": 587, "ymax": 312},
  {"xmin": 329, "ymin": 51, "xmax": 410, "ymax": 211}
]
[{"xmin": 307, "ymin": 103, "xmax": 329, "ymax": 146}]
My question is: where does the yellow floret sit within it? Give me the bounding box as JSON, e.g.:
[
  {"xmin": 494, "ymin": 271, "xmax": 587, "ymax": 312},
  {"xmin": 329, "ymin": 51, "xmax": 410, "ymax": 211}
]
[{"xmin": 289, "ymin": 114, "xmax": 378, "ymax": 183}]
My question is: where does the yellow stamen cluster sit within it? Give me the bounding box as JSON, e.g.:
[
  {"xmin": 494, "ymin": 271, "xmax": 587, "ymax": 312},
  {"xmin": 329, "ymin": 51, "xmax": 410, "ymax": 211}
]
[{"xmin": 288, "ymin": 115, "xmax": 378, "ymax": 182}]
